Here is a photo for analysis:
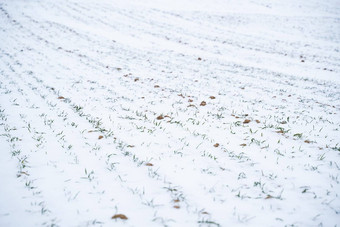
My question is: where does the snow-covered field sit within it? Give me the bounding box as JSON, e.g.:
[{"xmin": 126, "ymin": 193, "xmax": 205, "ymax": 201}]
[{"xmin": 0, "ymin": 0, "xmax": 340, "ymax": 226}]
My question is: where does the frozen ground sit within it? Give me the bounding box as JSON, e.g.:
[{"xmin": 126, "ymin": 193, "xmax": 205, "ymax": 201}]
[{"xmin": 0, "ymin": 0, "xmax": 340, "ymax": 226}]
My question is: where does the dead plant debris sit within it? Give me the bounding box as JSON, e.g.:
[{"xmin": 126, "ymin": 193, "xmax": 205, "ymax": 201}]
[
  {"xmin": 243, "ymin": 119, "xmax": 251, "ymax": 124},
  {"xmin": 112, "ymin": 214, "xmax": 128, "ymax": 220},
  {"xmin": 156, "ymin": 115, "xmax": 164, "ymax": 120}
]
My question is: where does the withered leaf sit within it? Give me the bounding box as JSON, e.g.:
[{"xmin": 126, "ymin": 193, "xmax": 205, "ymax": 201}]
[
  {"xmin": 255, "ymin": 120, "xmax": 260, "ymax": 123},
  {"xmin": 209, "ymin": 96, "xmax": 216, "ymax": 99},
  {"xmin": 112, "ymin": 214, "xmax": 128, "ymax": 220},
  {"xmin": 98, "ymin": 135, "xmax": 104, "ymax": 140},
  {"xmin": 145, "ymin": 163, "xmax": 153, "ymax": 166},
  {"xmin": 173, "ymin": 205, "xmax": 180, "ymax": 209},
  {"xmin": 156, "ymin": 115, "xmax": 164, "ymax": 120},
  {"xmin": 213, "ymin": 143, "xmax": 219, "ymax": 147},
  {"xmin": 243, "ymin": 119, "xmax": 251, "ymax": 124},
  {"xmin": 58, "ymin": 96, "xmax": 65, "ymax": 99},
  {"xmin": 240, "ymin": 143, "xmax": 247, "ymax": 147},
  {"xmin": 200, "ymin": 101, "xmax": 206, "ymax": 106},
  {"xmin": 265, "ymin": 195, "xmax": 274, "ymax": 199}
]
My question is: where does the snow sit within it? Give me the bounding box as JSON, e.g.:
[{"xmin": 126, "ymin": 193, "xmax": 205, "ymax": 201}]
[{"xmin": 0, "ymin": 0, "xmax": 339, "ymax": 226}]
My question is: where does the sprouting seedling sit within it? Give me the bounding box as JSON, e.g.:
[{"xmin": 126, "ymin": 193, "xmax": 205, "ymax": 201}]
[
  {"xmin": 318, "ymin": 153, "xmax": 326, "ymax": 161},
  {"xmin": 294, "ymin": 133, "xmax": 303, "ymax": 138},
  {"xmin": 83, "ymin": 169, "xmax": 95, "ymax": 181}
]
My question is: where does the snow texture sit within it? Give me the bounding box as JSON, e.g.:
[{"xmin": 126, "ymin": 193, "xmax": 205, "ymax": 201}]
[{"xmin": 0, "ymin": 0, "xmax": 339, "ymax": 226}]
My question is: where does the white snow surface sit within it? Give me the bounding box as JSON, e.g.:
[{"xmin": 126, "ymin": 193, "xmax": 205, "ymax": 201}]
[{"xmin": 0, "ymin": 0, "xmax": 340, "ymax": 226}]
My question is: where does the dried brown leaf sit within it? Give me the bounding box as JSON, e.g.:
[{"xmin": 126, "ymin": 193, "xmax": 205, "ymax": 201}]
[
  {"xmin": 265, "ymin": 195, "xmax": 274, "ymax": 199},
  {"xmin": 156, "ymin": 115, "xmax": 164, "ymax": 120},
  {"xmin": 243, "ymin": 119, "xmax": 251, "ymax": 124},
  {"xmin": 112, "ymin": 214, "xmax": 128, "ymax": 220},
  {"xmin": 200, "ymin": 101, "xmax": 206, "ymax": 106}
]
